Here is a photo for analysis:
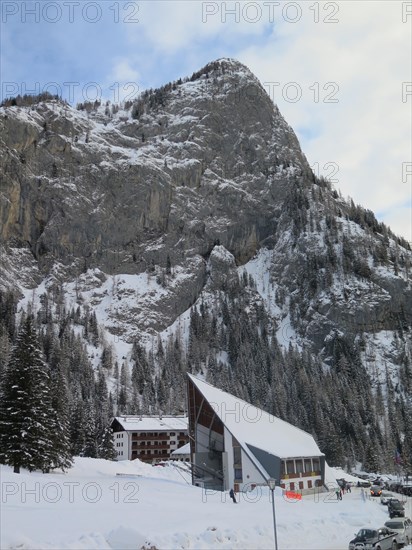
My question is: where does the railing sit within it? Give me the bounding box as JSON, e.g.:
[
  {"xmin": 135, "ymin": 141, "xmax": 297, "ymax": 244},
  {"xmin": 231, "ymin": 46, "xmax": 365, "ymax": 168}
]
[
  {"xmin": 282, "ymin": 471, "xmax": 321, "ymax": 479},
  {"xmin": 133, "ymin": 443, "xmax": 170, "ymax": 450}
]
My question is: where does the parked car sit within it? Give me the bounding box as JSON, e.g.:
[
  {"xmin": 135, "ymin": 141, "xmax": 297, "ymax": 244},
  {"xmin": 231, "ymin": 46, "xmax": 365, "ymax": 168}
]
[
  {"xmin": 400, "ymin": 484, "xmax": 412, "ymax": 497},
  {"xmin": 348, "ymin": 527, "xmax": 400, "ymax": 550},
  {"xmin": 387, "ymin": 482, "xmax": 403, "ymax": 494},
  {"xmin": 380, "ymin": 491, "xmax": 394, "ymax": 505},
  {"xmin": 384, "ymin": 518, "xmax": 412, "ymax": 547},
  {"xmin": 371, "ymin": 485, "xmax": 383, "ymax": 497},
  {"xmin": 387, "ymin": 499, "xmax": 405, "ymax": 519}
]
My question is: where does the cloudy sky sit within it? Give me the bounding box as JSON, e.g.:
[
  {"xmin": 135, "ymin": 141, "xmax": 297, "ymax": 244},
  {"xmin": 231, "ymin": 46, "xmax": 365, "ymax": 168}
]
[{"xmin": 1, "ymin": 0, "xmax": 411, "ymax": 240}]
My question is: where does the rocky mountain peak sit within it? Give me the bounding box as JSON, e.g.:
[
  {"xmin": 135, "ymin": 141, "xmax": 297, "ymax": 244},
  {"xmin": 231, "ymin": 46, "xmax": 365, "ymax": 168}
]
[
  {"xmin": 0, "ymin": 59, "xmax": 411, "ymax": 351},
  {"xmin": 0, "ymin": 58, "xmax": 310, "ymax": 283}
]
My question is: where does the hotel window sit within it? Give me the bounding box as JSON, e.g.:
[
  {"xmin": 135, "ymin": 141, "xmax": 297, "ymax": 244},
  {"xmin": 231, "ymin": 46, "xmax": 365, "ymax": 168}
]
[
  {"xmin": 281, "ymin": 461, "xmax": 286, "ymax": 475},
  {"xmin": 304, "ymin": 459, "xmax": 312, "ymax": 473},
  {"xmin": 286, "ymin": 460, "xmax": 295, "ymax": 474},
  {"xmin": 170, "ymin": 432, "xmax": 175, "ymax": 436}
]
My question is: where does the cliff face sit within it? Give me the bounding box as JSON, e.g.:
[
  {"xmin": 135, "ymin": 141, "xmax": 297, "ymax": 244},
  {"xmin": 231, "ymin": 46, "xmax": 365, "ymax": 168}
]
[
  {"xmin": 0, "ymin": 58, "xmax": 411, "ymax": 349},
  {"xmin": 0, "ymin": 59, "xmax": 308, "ymax": 272}
]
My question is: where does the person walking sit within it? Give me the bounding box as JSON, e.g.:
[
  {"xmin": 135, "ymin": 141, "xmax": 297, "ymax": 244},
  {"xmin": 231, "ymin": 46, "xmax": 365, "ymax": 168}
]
[
  {"xmin": 335, "ymin": 487, "xmax": 340, "ymax": 500},
  {"xmin": 229, "ymin": 488, "xmax": 237, "ymax": 503}
]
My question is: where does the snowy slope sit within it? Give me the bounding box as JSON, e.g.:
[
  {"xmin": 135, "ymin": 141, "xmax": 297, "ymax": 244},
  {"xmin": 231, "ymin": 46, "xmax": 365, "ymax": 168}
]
[{"xmin": 2, "ymin": 457, "xmax": 410, "ymax": 550}]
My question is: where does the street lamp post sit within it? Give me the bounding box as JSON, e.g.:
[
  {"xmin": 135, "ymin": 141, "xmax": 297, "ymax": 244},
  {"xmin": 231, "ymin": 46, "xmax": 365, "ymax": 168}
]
[{"xmin": 267, "ymin": 478, "xmax": 279, "ymax": 550}]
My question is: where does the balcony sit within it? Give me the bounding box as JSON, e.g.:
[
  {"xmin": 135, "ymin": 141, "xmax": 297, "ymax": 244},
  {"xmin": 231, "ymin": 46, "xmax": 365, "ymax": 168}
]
[
  {"xmin": 132, "ymin": 435, "xmax": 169, "ymax": 441},
  {"xmin": 133, "ymin": 443, "xmax": 170, "ymax": 450}
]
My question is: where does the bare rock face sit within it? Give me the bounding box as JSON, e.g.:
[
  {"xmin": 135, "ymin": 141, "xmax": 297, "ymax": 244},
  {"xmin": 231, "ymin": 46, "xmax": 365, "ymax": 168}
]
[
  {"xmin": 0, "ymin": 59, "xmax": 310, "ymax": 275},
  {"xmin": 206, "ymin": 245, "xmax": 238, "ymax": 292}
]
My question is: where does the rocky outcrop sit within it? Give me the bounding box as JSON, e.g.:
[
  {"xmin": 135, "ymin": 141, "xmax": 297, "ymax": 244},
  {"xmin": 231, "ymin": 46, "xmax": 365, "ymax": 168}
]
[{"xmin": 0, "ymin": 60, "xmax": 310, "ymax": 276}]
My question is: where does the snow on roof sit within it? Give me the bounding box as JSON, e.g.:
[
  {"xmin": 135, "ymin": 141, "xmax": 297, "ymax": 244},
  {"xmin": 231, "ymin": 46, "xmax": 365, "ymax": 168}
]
[
  {"xmin": 188, "ymin": 375, "xmax": 323, "ymax": 459},
  {"xmin": 171, "ymin": 442, "xmax": 190, "ymax": 455},
  {"xmin": 114, "ymin": 416, "xmax": 188, "ymax": 432}
]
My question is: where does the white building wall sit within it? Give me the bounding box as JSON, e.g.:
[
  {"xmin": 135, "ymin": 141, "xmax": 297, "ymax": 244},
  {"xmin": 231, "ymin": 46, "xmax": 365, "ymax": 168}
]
[
  {"xmin": 114, "ymin": 431, "xmax": 129, "ymax": 461},
  {"xmin": 223, "ymin": 427, "xmax": 266, "ymax": 492}
]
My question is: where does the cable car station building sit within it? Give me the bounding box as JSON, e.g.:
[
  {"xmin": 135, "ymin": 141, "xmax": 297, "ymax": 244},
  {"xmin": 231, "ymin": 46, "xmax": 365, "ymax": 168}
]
[{"xmin": 187, "ymin": 374, "xmax": 325, "ymax": 494}]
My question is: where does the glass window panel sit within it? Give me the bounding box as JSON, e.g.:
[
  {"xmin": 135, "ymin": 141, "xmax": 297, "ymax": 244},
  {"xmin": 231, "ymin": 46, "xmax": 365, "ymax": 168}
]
[
  {"xmin": 233, "ymin": 446, "xmax": 242, "ymax": 464},
  {"xmin": 295, "ymin": 460, "xmax": 303, "ymax": 474},
  {"xmin": 304, "ymin": 459, "xmax": 312, "ymax": 472},
  {"xmin": 234, "ymin": 468, "xmax": 243, "ymax": 481},
  {"xmin": 287, "ymin": 460, "xmax": 295, "ymax": 474}
]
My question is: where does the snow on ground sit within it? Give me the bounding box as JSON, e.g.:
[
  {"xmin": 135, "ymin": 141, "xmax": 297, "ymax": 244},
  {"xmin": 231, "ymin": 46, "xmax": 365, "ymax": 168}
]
[
  {"xmin": 2, "ymin": 457, "xmax": 410, "ymax": 550},
  {"xmin": 325, "ymin": 465, "xmax": 365, "ymax": 485},
  {"xmin": 241, "ymin": 248, "xmax": 280, "ymax": 318}
]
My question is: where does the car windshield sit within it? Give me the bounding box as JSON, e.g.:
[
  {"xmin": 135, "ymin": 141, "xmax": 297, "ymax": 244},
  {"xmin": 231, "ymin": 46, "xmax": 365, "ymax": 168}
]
[
  {"xmin": 385, "ymin": 522, "xmax": 403, "ymax": 530},
  {"xmin": 357, "ymin": 529, "xmax": 376, "ymax": 538},
  {"xmin": 391, "ymin": 502, "xmax": 403, "ymax": 508}
]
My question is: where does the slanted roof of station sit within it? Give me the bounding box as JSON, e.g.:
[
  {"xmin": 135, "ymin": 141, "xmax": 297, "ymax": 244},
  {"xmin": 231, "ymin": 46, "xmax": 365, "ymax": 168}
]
[{"xmin": 188, "ymin": 375, "xmax": 323, "ymax": 459}]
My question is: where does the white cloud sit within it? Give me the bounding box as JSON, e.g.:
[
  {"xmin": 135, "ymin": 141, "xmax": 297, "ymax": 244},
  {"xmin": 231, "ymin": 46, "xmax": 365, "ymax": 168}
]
[{"xmin": 110, "ymin": 59, "xmax": 140, "ymax": 83}]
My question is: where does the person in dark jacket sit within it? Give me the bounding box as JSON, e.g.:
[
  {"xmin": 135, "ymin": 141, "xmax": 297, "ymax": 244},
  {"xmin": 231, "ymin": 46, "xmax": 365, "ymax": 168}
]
[{"xmin": 229, "ymin": 488, "xmax": 237, "ymax": 503}]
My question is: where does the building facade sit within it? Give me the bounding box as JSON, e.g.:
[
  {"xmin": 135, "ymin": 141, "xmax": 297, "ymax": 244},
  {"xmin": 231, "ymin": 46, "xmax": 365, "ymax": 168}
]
[
  {"xmin": 111, "ymin": 416, "xmax": 189, "ymax": 463},
  {"xmin": 187, "ymin": 374, "xmax": 325, "ymax": 494}
]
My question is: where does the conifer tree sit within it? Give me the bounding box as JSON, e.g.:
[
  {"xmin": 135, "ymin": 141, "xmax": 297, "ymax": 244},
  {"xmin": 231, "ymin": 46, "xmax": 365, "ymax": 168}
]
[
  {"xmin": 0, "ymin": 317, "xmax": 56, "ymax": 473},
  {"xmin": 0, "ymin": 323, "xmax": 11, "ymax": 378},
  {"xmin": 50, "ymin": 362, "xmax": 73, "ymax": 470},
  {"xmin": 98, "ymin": 426, "xmax": 117, "ymax": 460}
]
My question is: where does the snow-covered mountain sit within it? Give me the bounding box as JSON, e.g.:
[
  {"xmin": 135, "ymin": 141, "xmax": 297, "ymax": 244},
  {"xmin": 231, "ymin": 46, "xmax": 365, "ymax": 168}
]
[{"xmin": 1, "ymin": 58, "xmax": 411, "ymax": 470}]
